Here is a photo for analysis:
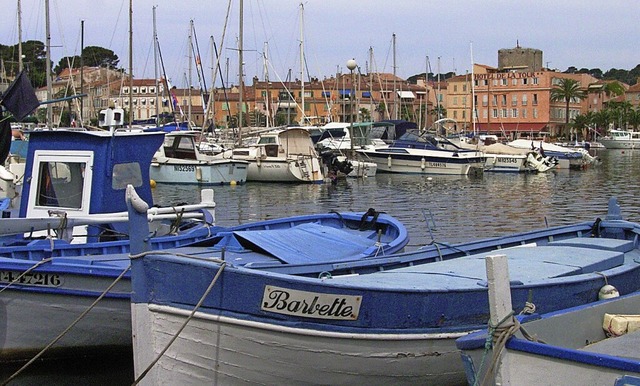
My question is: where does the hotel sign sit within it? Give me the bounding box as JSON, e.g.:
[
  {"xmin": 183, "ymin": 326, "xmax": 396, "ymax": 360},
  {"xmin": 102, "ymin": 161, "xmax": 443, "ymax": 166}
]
[
  {"xmin": 261, "ymin": 285, "xmax": 361, "ymax": 320},
  {"xmin": 474, "ymin": 72, "xmax": 536, "ymax": 80}
]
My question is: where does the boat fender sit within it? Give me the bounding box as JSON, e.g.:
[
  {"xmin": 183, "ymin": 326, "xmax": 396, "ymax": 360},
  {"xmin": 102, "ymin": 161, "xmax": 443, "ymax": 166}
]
[
  {"xmin": 387, "ymin": 155, "xmax": 392, "ymax": 168},
  {"xmin": 196, "ymin": 166, "xmax": 202, "ymax": 181},
  {"xmin": 421, "ymin": 157, "xmax": 426, "ymax": 170},
  {"xmin": 599, "ymin": 284, "xmax": 619, "ymax": 300}
]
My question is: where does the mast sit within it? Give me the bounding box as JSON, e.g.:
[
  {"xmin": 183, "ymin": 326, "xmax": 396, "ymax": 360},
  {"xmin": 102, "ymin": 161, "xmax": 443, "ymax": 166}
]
[
  {"xmin": 299, "ymin": 3, "xmax": 305, "ymax": 125},
  {"xmin": 80, "ymin": 20, "xmax": 84, "ymax": 125},
  {"xmin": 470, "ymin": 42, "xmax": 476, "ymax": 135},
  {"xmin": 188, "ymin": 20, "xmax": 193, "ymax": 126},
  {"xmin": 18, "ymin": 0, "xmax": 23, "ymax": 72},
  {"xmin": 45, "ymin": 0, "xmax": 52, "ymax": 126},
  {"xmin": 392, "ymin": 33, "xmax": 397, "ymax": 120},
  {"xmin": 263, "ymin": 41, "xmax": 271, "ymax": 128},
  {"xmin": 369, "ymin": 47, "xmax": 373, "ymax": 121},
  {"xmin": 128, "ymin": 0, "xmax": 133, "ymax": 127},
  {"xmin": 237, "ymin": 0, "xmax": 244, "ymax": 143},
  {"xmin": 153, "ymin": 6, "xmax": 159, "ymax": 125},
  {"xmin": 437, "ymin": 56, "xmax": 441, "ymax": 122}
]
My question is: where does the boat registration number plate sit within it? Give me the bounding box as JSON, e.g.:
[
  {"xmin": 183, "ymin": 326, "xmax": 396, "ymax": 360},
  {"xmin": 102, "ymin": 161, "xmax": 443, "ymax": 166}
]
[
  {"xmin": 0, "ymin": 271, "xmax": 62, "ymax": 287},
  {"xmin": 261, "ymin": 285, "xmax": 361, "ymax": 320},
  {"xmin": 174, "ymin": 165, "xmax": 196, "ymax": 172}
]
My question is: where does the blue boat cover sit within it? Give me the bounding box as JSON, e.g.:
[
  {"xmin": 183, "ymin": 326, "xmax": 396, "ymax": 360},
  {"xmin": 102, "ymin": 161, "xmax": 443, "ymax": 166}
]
[{"xmin": 232, "ymin": 223, "xmax": 375, "ymax": 264}]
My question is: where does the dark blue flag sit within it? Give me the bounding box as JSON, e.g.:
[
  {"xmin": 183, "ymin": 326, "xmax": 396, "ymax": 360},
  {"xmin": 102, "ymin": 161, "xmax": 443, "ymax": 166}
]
[{"xmin": 0, "ymin": 71, "xmax": 40, "ymax": 121}]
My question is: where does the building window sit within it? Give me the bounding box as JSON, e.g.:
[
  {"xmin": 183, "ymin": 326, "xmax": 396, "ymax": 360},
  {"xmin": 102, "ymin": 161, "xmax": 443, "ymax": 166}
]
[
  {"xmin": 532, "ymin": 94, "xmax": 538, "ymax": 105},
  {"xmin": 501, "ymin": 108, "xmax": 507, "ymax": 118},
  {"xmin": 522, "ymin": 109, "xmax": 527, "ymax": 118},
  {"xmin": 533, "ymin": 108, "xmax": 538, "ymax": 118},
  {"xmin": 149, "ymin": 87, "xmax": 156, "ymax": 94},
  {"xmin": 463, "ymin": 84, "xmax": 467, "ymax": 92},
  {"xmin": 140, "ymin": 87, "xmax": 147, "ymax": 94},
  {"xmin": 483, "ymin": 80, "xmax": 488, "ymax": 86},
  {"xmin": 483, "ymin": 109, "xmax": 487, "ymax": 118},
  {"xmin": 453, "ymin": 97, "xmax": 458, "ymax": 106},
  {"xmin": 492, "ymin": 95, "xmax": 497, "ymax": 106},
  {"xmin": 511, "ymin": 95, "xmax": 518, "ymax": 106},
  {"xmin": 462, "ymin": 96, "xmax": 467, "ymax": 106},
  {"xmin": 501, "ymin": 95, "xmax": 507, "ymax": 106},
  {"xmin": 492, "ymin": 109, "xmax": 498, "ymax": 118},
  {"xmin": 150, "ymin": 99, "xmax": 155, "ymax": 105},
  {"xmin": 453, "ymin": 111, "xmax": 458, "ymax": 119},
  {"xmin": 454, "ymin": 85, "xmax": 458, "ymax": 92},
  {"xmin": 462, "ymin": 110, "xmax": 466, "ymax": 119},
  {"xmin": 141, "ymin": 99, "xmax": 146, "ymax": 105},
  {"xmin": 501, "ymin": 78, "xmax": 507, "ymax": 86},
  {"xmin": 522, "ymin": 78, "xmax": 528, "ymax": 85},
  {"xmin": 512, "ymin": 79, "xmax": 517, "ymax": 86},
  {"xmin": 533, "ymin": 78, "xmax": 539, "ymax": 85},
  {"xmin": 493, "ymin": 79, "xmax": 498, "ymax": 86},
  {"xmin": 512, "ymin": 108, "xmax": 518, "ymax": 118},
  {"xmin": 522, "ymin": 94, "xmax": 528, "ymax": 106},
  {"xmin": 123, "ymin": 87, "xmax": 130, "ymax": 94},
  {"xmin": 322, "ymin": 91, "xmax": 331, "ymax": 98},
  {"xmin": 482, "ymin": 95, "xmax": 488, "ymax": 107},
  {"xmin": 132, "ymin": 87, "xmax": 138, "ymax": 94}
]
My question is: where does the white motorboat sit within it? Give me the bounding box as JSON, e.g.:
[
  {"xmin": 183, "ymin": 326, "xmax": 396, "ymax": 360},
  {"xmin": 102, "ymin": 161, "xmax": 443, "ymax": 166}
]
[
  {"xmin": 224, "ymin": 127, "xmax": 324, "ymax": 183},
  {"xmin": 150, "ymin": 131, "xmax": 248, "ymax": 185},
  {"xmin": 599, "ymin": 129, "xmax": 640, "ymax": 149}
]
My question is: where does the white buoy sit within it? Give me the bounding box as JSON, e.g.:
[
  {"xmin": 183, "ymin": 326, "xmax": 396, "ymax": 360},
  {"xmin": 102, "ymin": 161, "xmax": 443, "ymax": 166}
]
[{"xmin": 598, "ymin": 284, "xmax": 620, "ymax": 300}]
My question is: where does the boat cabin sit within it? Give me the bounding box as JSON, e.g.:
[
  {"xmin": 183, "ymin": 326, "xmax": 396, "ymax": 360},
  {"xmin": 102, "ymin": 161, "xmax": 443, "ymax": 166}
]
[{"xmin": 16, "ymin": 129, "xmax": 164, "ymax": 240}]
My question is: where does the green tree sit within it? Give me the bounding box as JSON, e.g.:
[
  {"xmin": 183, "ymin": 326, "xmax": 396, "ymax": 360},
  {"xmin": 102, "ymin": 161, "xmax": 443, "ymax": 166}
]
[
  {"xmin": 550, "ymin": 78, "xmax": 586, "ymax": 137},
  {"xmin": 54, "ymin": 55, "xmax": 81, "ymax": 74},
  {"xmin": 81, "ymin": 46, "xmax": 120, "ymax": 68}
]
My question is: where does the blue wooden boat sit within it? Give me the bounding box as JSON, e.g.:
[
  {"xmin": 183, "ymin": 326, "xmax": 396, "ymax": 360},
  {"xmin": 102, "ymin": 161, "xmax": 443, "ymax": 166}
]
[
  {"xmin": 0, "ymin": 204, "xmax": 407, "ymax": 362},
  {"xmin": 457, "ymin": 288, "xmax": 640, "ymax": 386},
  {"xmin": 129, "ymin": 197, "xmax": 640, "ymax": 385}
]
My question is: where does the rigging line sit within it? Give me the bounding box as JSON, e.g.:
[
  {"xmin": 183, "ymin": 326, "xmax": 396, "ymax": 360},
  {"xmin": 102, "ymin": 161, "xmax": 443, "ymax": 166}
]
[{"xmin": 191, "ymin": 22, "xmax": 208, "ymax": 92}]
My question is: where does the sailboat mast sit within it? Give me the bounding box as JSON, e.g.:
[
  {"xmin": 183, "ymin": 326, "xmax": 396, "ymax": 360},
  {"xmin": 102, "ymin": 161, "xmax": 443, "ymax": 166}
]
[
  {"xmin": 392, "ymin": 33, "xmax": 397, "ymax": 120},
  {"xmin": 128, "ymin": 0, "xmax": 133, "ymax": 127},
  {"xmin": 188, "ymin": 20, "xmax": 193, "ymax": 126},
  {"xmin": 80, "ymin": 20, "xmax": 84, "ymax": 125},
  {"xmin": 153, "ymin": 6, "xmax": 159, "ymax": 125},
  {"xmin": 45, "ymin": 0, "xmax": 52, "ymax": 126},
  {"xmin": 470, "ymin": 42, "xmax": 476, "ymax": 135},
  {"xmin": 18, "ymin": 0, "xmax": 23, "ymax": 72},
  {"xmin": 299, "ymin": 3, "xmax": 304, "ymax": 125},
  {"xmin": 238, "ymin": 0, "xmax": 244, "ymax": 143}
]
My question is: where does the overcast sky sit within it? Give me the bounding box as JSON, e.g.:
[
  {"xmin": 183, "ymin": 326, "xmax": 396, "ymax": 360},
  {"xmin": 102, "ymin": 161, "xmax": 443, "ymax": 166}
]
[{"xmin": 4, "ymin": 0, "xmax": 639, "ymax": 88}]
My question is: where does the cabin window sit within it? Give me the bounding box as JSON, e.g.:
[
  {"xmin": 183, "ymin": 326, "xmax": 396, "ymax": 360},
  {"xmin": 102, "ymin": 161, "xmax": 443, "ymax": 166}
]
[
  {"xmin": 112, "ymin": 162, "xmax": 143, "ymax": 190},
  {"xmin": 36, "ymin": 161, "xmax": 85, "ymax": 209}
]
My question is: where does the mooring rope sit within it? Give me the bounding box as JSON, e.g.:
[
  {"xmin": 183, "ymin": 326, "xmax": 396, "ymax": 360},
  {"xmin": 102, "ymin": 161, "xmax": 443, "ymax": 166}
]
[
  {"xmin": 1, "ymin": 265, "xmax": 130, "ymax": 386},
  {"xmin": 131, "ymin": 261, "xmax": 227, "ymax": 385}
]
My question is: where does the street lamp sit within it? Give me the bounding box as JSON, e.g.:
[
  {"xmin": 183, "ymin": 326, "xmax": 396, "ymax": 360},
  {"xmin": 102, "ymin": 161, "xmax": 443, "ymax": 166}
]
[{"xmin": 346, "ymin": 58, "xmax": 357, "ymax": 157}]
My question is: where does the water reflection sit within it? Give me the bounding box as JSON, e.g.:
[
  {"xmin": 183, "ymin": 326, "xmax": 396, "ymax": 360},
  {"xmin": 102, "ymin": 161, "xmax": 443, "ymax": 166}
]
[{"xmin": 152, "ymin": 148, "xmax": 640, "ymax": 249}]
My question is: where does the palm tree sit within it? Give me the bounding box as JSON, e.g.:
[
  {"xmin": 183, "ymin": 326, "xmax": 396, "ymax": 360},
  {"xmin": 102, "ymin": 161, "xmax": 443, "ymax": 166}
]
[
  {"xmin": 570, "ymin": 113, "xmax": 591, "ymax": 141},
  {"xmin": 550, "ymin": 78, "xmax": 586, "ymax": 138}
]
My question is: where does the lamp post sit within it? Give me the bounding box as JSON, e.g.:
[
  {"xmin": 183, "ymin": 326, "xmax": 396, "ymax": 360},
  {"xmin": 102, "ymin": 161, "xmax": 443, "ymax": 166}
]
[{"xmin": 347, "ymin": 58, "xmax": 357, "ymax": 158}]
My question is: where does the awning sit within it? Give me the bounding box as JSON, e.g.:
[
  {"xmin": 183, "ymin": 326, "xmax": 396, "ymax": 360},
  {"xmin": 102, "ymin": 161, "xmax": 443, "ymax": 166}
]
[
  {"xmin": 339, "ymin": 89, "xmax": 353, "ymax": 96},
  {"xmin": 397, "ymin": 91, "xmax": 415, "ymax": 99},
  {"xmin": 474, "ymin": 123, "xmax": 547, "ymax": 133}
]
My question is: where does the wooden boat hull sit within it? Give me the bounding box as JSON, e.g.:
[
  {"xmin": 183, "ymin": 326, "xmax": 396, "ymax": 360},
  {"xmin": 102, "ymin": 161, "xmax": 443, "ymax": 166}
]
[
  {"xmin": 132, "ymin": 303, "xmax": 468, "ymax": 385},
  {"xmin": 130, "ymin": 212, "xmax": 640, "ymax": 385},
  {"xmin": 457, "ymin": 292, "xmax": 640, "ymax": 385},
  {"xmin": 0, "ymin": 261, "xmax": 131, "ymax": 360}
]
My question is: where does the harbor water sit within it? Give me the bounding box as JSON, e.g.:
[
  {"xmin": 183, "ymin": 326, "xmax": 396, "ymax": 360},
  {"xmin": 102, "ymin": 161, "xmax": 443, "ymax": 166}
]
[{"xmin": 3, "ymin": 147, "xmax": 640, "ymax": 385}]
